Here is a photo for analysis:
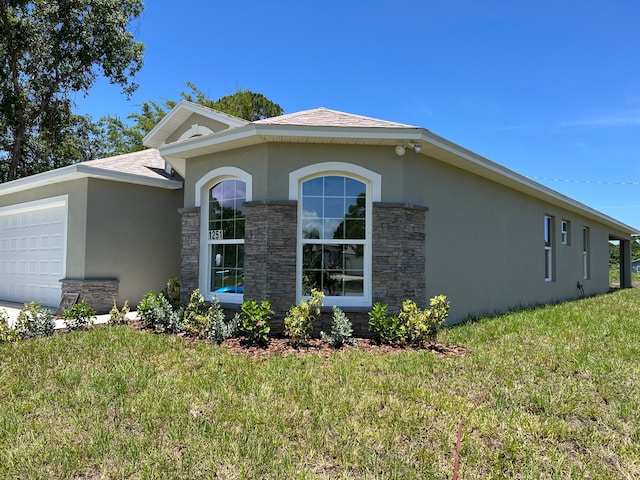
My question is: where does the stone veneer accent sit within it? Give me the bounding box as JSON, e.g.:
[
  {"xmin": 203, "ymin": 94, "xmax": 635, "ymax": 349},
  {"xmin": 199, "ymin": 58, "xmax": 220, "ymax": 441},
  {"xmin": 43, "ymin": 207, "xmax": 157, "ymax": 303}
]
[
  {"xmin": 179, "ymin": 207, "xmax": 200, "ymax": 304},
  {"xmin": 372, "ymin": 202, "xmax": 428, "ymax": 313},
  {"xmin": 244, "ymin": 200, "xmax": 297, "ymax": 336},
  {"xmin": 59, "ymin": 278, "xmax": 119, "ymax": 314}
]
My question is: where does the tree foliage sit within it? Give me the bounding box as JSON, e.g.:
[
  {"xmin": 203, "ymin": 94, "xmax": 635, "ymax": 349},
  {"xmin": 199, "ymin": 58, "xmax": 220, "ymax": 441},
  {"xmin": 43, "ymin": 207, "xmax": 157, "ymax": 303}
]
[
  {"xmin": 0, "ymin": 0, "xmax": 144, "ymax": 182},
  {"xmin": 97, "ymin": 83, "xmax": 285, "ymax": 156}
]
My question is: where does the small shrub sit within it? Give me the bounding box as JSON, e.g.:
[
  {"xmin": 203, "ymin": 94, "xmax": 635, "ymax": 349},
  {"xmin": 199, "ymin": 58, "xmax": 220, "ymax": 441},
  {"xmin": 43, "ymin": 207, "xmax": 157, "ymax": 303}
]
[
  {"xmin": 0, "ymin": 310, "xmax": 20, "ymax": 343},
  {"xmin": 398, "ymin": 296, "xmax": 451, "ymax": 345},
  {"xmin": 369, "ymin": 295, "xmax": 451, "ymax": 346},
  {"xmin": 182, "ymin": 289, "xmax": 213, "ymax": 339},
  {"xmin": 284, "ymin": 289, "xmax": 324, "ymax": 346},
  {"xmin": 62, "ymin": 300, "xmax": 96, "ymax": 330},
  {"xmin": 182, "ymin": 290, "xmax": 237, "ymax": 343},
  {"xmin": 163, "ymin": 276, "xmax": 181, "ymax": 309},
  {"xmin": 14, "ymin": 302, "xmax": 55, "ymax": 339},
  {"xmin": 109, "ymin": 299, "xmax": 130, "ymax": 325},
  {"xmin": 321, "ymin": 306, "xmax": 356, "ymax": 348},
  {"xmin": 137, "ymin": 291, "xmax": 181, "ymax": 334},
  {"xmin": 368, "ymin": 302, "xmax": 402, "ymax": 345},
  {"xmin": 239, "ymin": 299, "xmax": 273, "ymax": 346}
]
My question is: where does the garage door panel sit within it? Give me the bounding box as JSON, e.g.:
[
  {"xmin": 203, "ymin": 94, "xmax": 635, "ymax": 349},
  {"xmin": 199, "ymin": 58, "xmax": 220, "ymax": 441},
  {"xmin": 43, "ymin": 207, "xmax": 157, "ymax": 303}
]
[{"xmin": 0, "ymin": 199, "xmax": 66, "ymax": 307}]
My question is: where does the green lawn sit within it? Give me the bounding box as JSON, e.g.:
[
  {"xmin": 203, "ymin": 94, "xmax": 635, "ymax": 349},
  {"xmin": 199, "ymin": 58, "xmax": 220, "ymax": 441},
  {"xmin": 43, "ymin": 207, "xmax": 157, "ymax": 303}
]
[{"xmin": 1, "ymin": 289, "xmax": 639, "ymax": 478}]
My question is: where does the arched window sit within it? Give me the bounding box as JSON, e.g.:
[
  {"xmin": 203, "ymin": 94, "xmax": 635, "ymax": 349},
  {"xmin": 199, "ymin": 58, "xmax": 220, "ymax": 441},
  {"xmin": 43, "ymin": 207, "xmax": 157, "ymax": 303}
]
[
  {"xmin": 207, "ymin": 179, "xmax": 246, "ymax": 296},
  {"xmin": 301, "ymin": 175, "xmax": 366, "ymax": 299},
  {"xmin": 291, "ymin": 162, "xmax": 380, "ymax": 307}
]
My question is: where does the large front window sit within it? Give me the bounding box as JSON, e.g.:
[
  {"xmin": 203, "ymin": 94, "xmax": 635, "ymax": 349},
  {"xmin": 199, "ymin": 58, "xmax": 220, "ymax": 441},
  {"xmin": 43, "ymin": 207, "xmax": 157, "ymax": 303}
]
[
  {"xmin": 301, "ymin": 175, "xmax": 366, "ymax": 300},
  {"xmin": 208, "ymin": 179, "xmax": 245, "ymax": 296}
]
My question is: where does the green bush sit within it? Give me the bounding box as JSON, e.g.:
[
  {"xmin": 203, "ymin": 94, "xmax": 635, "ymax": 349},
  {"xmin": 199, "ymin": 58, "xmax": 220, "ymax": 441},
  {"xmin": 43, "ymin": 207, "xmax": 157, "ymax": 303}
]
[
  {"xmin": 14, "ymin": 302, "xmax": 55, "ymax": 339},
  {"xmin": 321, "ymin": 306, "xmax": 356, "ymax": 348},
  {"xmin": 137, "ymin": 291, "xmax": 182, "ymax": 334},
  {"xmin": 108, "ymin": 299, "xmax": 130, "ymax": 325},
  {"xmin": 62, "ymin": 300, "xmax": 96, "ymax": 330},
  {"xmin": 368, "ymin": 302, "xmax": 402, "ymax": 345},
  {"xmin": 369, "ymin": 295, "xmax": 451, "ymax": 346},
  {"xmin": 284, "ymin": 289, "xmax": 324, "ymax": 346},
  {"xmin": 238, "ymin": 299, "xmax": 273, "ymax": 346},
  {"xmin": 163, "ymin": 276, "xmax": 181, "ymax": 310},
  {"xmin": 0, "ymin": 310, "xmax": 20, "ymax": 343},
  {"xmin": 182, "ymin": 290, "xmax": 238, "ymax": 343}
]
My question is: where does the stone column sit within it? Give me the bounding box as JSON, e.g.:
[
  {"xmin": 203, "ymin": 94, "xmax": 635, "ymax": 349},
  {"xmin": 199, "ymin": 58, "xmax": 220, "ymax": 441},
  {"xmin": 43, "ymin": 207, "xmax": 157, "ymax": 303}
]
[
  {"xmin": 179, "ymin": 207, "xmax": 200, "ymax": 303},
  {"xmin": 244, "ymin": 200, "xmax": 297, "ymax": 334},
  {"xmin": 372, "ymin": 202, "xmax": 428, "ymax": 311}
]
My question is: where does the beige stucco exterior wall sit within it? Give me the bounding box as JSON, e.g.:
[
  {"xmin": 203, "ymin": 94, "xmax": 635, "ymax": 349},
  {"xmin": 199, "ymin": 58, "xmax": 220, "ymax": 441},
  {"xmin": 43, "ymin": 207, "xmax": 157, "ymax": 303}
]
[
  {"xmin": 182, "ymin": 142, "xmax": 630, "ymax": 323},
  {"xmin": 83, "ymin": 178, "xmax": 182, "ymax": 306},
  {"xmin": 165, "ymin": 113, "xmax": 236, "ymax": 144}
]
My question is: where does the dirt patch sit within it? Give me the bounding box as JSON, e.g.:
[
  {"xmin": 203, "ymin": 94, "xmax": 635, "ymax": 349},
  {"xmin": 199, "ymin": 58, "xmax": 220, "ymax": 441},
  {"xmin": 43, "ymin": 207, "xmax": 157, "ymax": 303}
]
[{"xmin": 220, "ymin": 337, "xmax": 467, "ymax": 360}]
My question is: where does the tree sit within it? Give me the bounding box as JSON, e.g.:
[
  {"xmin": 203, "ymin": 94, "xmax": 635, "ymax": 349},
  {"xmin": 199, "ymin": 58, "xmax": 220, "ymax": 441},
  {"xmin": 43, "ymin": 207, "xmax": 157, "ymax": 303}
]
[
  {"xmin": 97, "ymin": 83, "xmax": 284, "ymax": 156},
  {"xmin": 0, "ymin": 0, "xmax": 144, "ymax": 182}
]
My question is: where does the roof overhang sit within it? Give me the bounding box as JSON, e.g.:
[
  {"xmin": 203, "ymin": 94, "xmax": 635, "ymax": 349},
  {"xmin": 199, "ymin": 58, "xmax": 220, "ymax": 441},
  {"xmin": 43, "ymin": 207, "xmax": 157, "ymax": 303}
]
[
  {"xmin": 143, "ymin": 100, "xmax": 250, "ymax": 148},
  {"xmin": 159, "ymin": 122, "xmax": 638, "ymax": 235},
  {"xmin": 0, "ymin": 163, "xmax": 183, "ymax": 196}
]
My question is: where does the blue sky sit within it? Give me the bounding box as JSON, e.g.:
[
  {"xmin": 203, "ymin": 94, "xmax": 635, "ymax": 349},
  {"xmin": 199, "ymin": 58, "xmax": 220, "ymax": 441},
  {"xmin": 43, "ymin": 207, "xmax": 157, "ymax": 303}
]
[{"xmin": 75, "ymin": 0, "xmax": 640, "ymax": 230}]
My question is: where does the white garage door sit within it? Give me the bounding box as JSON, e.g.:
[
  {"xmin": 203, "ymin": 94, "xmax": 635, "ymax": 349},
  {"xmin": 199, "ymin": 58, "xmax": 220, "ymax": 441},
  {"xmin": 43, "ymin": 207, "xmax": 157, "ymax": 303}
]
[{"xmin": 0, "ymin": 197, "xmax": 67, "ymax": 307}]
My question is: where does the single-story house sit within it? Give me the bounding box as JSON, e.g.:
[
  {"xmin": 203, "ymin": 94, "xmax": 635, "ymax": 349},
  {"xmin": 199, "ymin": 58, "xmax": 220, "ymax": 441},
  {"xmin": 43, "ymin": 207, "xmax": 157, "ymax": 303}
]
[
  {"xmin": 633, "ymin": 259, "xmax": 640, "ymax": 275},
  {"xmin": 1, "ymin": 100, "xmax": 637, "ymax": 332},
  {"xmin": 0, "ymin": 149, "xmax": 182, "ymax": 310}
]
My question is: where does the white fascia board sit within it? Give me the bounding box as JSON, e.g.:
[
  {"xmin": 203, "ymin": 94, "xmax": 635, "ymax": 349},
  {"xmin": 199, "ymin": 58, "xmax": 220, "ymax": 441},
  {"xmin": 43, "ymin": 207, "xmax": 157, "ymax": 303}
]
[
  {"xmin": 418, "ymin": 131, "xmax": 639, "ymax": 235},
  {"xmin": 158, "ymin": 124, "xmax": 425, "ymax": 158},
  {"xmin": 143, "ymin": 100, "xmax": 249, "ymax": 148},
  {"xmin": 74, "ymin": 164, "xmax": 184, "ymax": 190},
  {"xmin": 0, "ymin": 164, "xmax": 182, "ymax": 197}
]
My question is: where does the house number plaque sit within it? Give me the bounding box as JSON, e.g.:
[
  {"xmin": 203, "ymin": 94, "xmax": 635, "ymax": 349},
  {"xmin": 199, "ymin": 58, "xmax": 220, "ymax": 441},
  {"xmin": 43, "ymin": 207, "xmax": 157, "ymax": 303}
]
[{"xmin": 209, "ymin": 230, "xmax": 224, "ymax": 240}]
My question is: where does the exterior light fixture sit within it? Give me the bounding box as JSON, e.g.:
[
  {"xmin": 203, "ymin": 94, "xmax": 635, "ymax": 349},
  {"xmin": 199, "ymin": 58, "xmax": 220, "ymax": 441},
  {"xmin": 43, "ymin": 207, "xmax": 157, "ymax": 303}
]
[{"xmin": 395, "ymin": 142, "xmax": 422, "ymax": 156}]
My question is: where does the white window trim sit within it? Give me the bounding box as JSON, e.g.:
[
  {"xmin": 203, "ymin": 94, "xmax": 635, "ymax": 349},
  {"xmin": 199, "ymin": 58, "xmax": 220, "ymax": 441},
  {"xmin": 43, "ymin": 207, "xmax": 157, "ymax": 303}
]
[
  {"xmin": 289, "ymin": 162, "xmax": 381, "ymax": 307},
  {"xmin": 582, "ymin": 226, "xmax": 590, "ymax": 280},
  {"xmin": 196, "ymin": 167, "xmax": 252, "ymax": 304},
  {"xmin": 561, "ymin": 220, "xmax": 569, "ymax": 245},
  {"xmin": 544, "ymin": 215, "xmax": 553, "ymax": 282}
]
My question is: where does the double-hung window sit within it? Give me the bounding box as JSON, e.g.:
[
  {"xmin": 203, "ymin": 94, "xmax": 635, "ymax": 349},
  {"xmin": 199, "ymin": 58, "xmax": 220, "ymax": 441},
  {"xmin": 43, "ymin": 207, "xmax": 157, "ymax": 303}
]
[
  {"xmin": 544, "ymin": 215, "xmax": 554, "ymax": 282},
  {"xmin": 561, "ymin": 220, "xmax": 570, "ymax": 245},
  {"xmin": 582, "ymin": 226, "xmax": 590, "ymax": 280}
]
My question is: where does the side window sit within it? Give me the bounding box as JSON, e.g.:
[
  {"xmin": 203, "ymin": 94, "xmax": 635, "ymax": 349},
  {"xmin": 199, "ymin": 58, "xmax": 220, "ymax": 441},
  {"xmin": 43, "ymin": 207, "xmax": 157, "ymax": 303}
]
[
  {"xmin": 582, "ymin": 226, "xmax": 590, "ymax": 280},
  {"xmin": 544, "ymin": 215, "xmax": 554, "ymax": 282},
  {"xmin": 207, "ymin": 179, "xmax": 246, "ymax": 297},
  {"xmin": 561, "ymin": 220, "xmax": 570, "ymax": 245}
]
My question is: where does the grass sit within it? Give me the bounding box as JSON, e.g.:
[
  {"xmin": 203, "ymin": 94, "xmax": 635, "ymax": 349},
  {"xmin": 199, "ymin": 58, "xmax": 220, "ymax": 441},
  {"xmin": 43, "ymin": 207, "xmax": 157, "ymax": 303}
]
[{"xmin": 1, "ymin": 289, "xmax": 640, "ymax": 478}]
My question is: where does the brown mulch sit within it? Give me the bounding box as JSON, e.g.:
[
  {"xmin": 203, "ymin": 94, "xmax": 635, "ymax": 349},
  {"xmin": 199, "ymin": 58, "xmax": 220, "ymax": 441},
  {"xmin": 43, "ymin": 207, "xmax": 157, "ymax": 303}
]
[
  {"xmin": 221, "ymin": 337, "xmax": 468, "ymax": 360},
  {"xmin": 123, "ymin": 320, "xmax": 468, "ymax": 360}
]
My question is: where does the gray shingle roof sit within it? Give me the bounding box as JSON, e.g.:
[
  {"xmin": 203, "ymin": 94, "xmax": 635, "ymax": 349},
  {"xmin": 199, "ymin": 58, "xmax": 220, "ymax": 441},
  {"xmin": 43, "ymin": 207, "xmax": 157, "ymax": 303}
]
[
  {"xmin": 81, "ymin": 148, "xmax": 174, "ymax": 181},
  {"xmin": 253, "ymin": 107, "xmax": 417, "ymax": 128}
]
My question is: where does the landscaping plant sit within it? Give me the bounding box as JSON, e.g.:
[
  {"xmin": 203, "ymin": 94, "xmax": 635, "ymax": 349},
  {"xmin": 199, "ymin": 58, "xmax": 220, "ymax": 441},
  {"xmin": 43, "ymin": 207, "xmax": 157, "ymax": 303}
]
[
  {"xmin": 369, "ymin": 295, "xmax": 450, "ymax": 346},
  {"xmin": 182, "ymin": 290, "xmax": 237, "ymax": 343},
  {"xmin": 108, "ymin": 299, "xmax": 130, "ymax": 325},
  {"xmin": 238, "ymin": 299, "xmax": 273, "ymax": 346},
  {"xmin": 62, "ymin": 300, "xmax": 96, "ymax": 330},
  {"xmin": 0, "ymin": 309, "xmax": 20, "ymax": 343},
  {"xmin": 14, "ymin": 302, "xmax": 55, "ymax": 339},
  {"xmin": 284, "ymin": 289, "xmax": 324, "ymax": 345},
  {"xmin": 163, "ymin": 276, "xmax": 181, "ymax": 309},
  {"xmin": 320, "ymin": 306, "xmax": 356, "ymax": 348},
  {"xmin": 368, "ymin": 302, "xmax": 402, "ymax": 344},
  {"xmin": 137, "ymin": 291, "xmax": 182, "ymax": 334}
]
